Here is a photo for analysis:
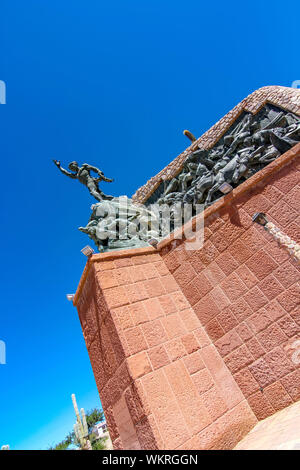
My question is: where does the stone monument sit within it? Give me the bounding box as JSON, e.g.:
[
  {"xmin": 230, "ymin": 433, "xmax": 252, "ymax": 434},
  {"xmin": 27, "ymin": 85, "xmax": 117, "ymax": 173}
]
[{"xmin": 57, "ymin": 86, "xmax": 300, "ymax": 450}]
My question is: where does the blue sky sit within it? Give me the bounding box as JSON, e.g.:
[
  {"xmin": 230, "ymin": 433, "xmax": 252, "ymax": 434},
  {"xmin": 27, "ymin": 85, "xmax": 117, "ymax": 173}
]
[{"xmin": 0, "ymin": 0, "xmax": 298, "ymax": 450}]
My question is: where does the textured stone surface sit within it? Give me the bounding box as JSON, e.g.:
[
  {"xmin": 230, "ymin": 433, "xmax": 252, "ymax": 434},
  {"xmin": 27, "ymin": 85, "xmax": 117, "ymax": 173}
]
[
  {"xmin": 75, "ymin": 246, "xmax": 258, "ymax": 449},
  {"xmin": 161, "ymin": 152, "xmax": 300, "ymax": 424},
  {"xmin": 74, "ymin": 88, "xmax": 300, "ymax": 450}
]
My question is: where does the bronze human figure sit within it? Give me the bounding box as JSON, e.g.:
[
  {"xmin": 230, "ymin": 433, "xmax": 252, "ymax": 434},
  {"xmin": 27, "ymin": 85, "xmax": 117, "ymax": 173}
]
[
  {"xmin": 53, "ymin": 160, "xmax": 114, "ymax": 201},
  {"xmin": 154, "ymin": 104, "xmax": 300, "ymax": 208}
]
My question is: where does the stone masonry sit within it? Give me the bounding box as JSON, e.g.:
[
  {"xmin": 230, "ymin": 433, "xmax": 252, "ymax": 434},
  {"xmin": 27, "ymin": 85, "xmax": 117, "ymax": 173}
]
[{"xmin": 74, "ymin": 88, "xmax": 300, "ymax": 450}]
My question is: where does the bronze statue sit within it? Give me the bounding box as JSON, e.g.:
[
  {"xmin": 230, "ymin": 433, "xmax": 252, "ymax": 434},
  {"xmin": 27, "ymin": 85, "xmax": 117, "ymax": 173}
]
[
  {"xmin": 54, "ymin": 104, "xmax": 300, "ymax": 253},
  {"xmin": 53, "ymin": 160, "xmax": 114, "ymax": 201},
  {"xmin": 154, "ymin": 104, "xmax": 300, "ymax": 209}
]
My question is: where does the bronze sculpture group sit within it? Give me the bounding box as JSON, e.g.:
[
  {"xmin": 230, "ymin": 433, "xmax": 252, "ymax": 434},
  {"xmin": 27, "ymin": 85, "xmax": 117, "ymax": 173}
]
[
  {"xmin": 157, "ymin": 105, "xmax": 300, "ymax": 208},
  {"xmin": 53, "ymin": 104, "xmax": 300, "ymax": 252}
]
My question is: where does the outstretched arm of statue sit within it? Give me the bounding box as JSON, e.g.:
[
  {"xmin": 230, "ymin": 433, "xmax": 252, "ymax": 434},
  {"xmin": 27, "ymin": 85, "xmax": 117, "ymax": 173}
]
[{"xmin": 53, "ymin": 160, "xmax": 77, "ymax": 179}]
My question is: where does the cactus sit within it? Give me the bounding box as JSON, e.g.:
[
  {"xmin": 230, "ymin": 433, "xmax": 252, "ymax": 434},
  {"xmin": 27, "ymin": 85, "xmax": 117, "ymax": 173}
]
[
  {"xmin": 81, "ymin": 407, "xmax": 89, "ymax": 438},
  {"xmin": 74, "ymin": 422, "xmax": 85, "ymax": 448},
  {"xmin": 71, "ymin": 394, "xmax": 92, "ymax": 450}
]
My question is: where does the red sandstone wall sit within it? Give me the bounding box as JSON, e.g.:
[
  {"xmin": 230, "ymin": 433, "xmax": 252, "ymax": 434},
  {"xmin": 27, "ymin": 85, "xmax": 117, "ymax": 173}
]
[
  {"xmin": 76, "ymin": 250, "xmax": 257, "ymax": 449},
  {"xmin": 161, "ymin": 156, "xmax": 300, "ymax": 422},
  {"xmin": 75, "ymin": 149, "xmax": 300, "ymax": 450}
]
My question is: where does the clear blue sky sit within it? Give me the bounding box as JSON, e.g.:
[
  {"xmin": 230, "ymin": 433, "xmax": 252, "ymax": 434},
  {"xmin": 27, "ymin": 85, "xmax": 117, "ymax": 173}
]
[{"xmin": 0, "ymin": 0, "xmax": 298, "ymax": 450}]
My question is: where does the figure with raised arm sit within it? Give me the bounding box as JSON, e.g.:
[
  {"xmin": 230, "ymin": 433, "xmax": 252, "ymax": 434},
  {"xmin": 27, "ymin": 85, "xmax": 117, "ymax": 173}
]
[{"xmin": 53, "ymin": 160, "xmax": 114, "ymax": 201}]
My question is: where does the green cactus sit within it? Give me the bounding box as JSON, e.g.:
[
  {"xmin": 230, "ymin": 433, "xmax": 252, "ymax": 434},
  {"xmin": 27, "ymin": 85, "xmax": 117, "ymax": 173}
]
[{"xmin": 71, "ymin": 394, "xmax": 92, "ymax": 450}]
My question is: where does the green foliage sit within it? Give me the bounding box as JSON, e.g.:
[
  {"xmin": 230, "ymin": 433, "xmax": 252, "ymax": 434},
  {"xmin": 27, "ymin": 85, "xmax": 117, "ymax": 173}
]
[
  {"xmin": 85, "ymin": 408, "xmax": 105, "ymax": 433},
  {"xmin": 91, "ymin": 437, "xmax": 107, "ymax": 450},
  {"xmin": 49, "ymin": 432, "xmax": 74, "ymax": 451},
  {"xmin": 49, "ymin": 439, "xmax": 70, "ymax": 451}
]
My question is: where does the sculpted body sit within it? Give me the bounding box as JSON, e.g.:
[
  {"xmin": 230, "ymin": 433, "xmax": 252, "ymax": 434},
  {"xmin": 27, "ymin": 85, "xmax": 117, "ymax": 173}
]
[
  {"xmin": 156, "ymin": 106, "xmax": 300, "ymax": 208},
  {"xmin": 53, "ymin": 160, "xmax": 114, "ymax": 201}
]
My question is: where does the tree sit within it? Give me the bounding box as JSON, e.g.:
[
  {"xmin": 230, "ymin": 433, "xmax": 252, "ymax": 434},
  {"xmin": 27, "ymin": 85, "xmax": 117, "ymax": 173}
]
[
  {"xmin": 86, "ymin": 408, "xmax": 105, "ymax": 432},
  {"xmin": 49, "ymin": 407, "xmax": 107, "ymax": 450}
]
